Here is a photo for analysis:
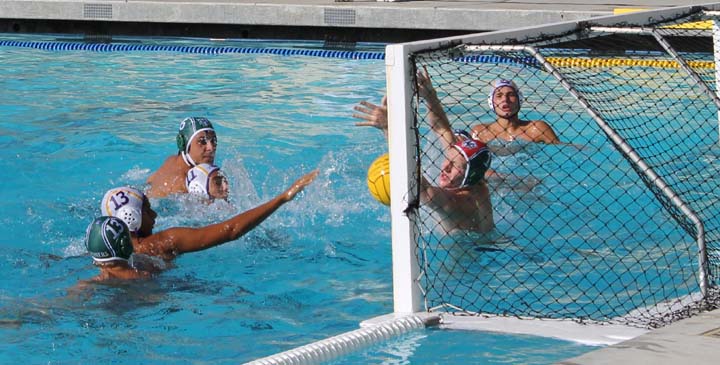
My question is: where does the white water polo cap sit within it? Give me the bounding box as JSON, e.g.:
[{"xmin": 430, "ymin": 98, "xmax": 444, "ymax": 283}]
[
  {"xmin": 487, "ymin": 79, "xmax": 523, "ymax": 110},
  {"xmin": 176, "ymin": 117, "xmax": 215, "ymax": 167},
  {"xmin": 101, "ymin": 186, "xmax": 145, "ymax": 233},
  {"xmin": 186, "ymin": 163, "xmax": 220, "ymax": 199},
  {"xmin": 85, "ymin": 216, "xmax": 133, "ymax": 263}
]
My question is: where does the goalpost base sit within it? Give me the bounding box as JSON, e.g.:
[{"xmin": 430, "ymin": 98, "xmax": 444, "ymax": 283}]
[
  {"xmin": 437, "ymin": 314, "xmax": 648, "ymax": 346},
  {"xmin": 362, "ymin": 311, "xmax": 647, "ymax": 346}
]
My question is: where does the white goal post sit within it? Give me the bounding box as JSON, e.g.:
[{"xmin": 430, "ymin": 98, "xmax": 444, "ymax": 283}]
[{"xmin": 385, "ymin": 2, "xmax": 720, "ymax": 329}]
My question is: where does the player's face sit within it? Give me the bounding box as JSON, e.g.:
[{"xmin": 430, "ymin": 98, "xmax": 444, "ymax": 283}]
[
  {"xmin": 208, "ymin": 171, "xmax": 229, "ymax": 200},
  {"xmin": 492, "ymin": 86, "xmax": 520, "ymax": 118},
  {"xmin": 439, "ymin": 148, "xmax": 467, "ymax": 189},
  {"xmin": 188, "ymin": 130, "xmax": 217, "ymax": 164},
  {"xmin": 139, "ymin": 198, "xmax": 157, "ymax": 237}
]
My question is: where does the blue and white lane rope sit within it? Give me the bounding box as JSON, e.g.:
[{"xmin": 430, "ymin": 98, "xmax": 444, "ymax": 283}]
[
  {"xmin": 244, "ymin": 314, "xmax": 434, "ymax": 365},
  {"xmin": 0, "ymin": 39, "xmax": 385, "ymax": 60}
]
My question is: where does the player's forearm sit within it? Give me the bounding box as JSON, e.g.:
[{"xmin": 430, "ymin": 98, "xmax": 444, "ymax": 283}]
[
  {"xmin": 226, "ymin": 195, "xmax": 286, "ymax": 239},
  {"xmin": 423, "ymin": 94, "xmax": 454, "ymax": 146}
]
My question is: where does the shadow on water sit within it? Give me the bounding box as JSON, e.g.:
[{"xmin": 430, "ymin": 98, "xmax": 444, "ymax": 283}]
[{"xmin": 0, "ymin": 265, "xmax": 260, "ymax": 328}]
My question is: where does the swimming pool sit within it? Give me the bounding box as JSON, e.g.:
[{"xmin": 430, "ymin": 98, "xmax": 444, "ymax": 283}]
[{"xmin": 0, "ymin": 34, "xmax": 594, "ymax": 363}]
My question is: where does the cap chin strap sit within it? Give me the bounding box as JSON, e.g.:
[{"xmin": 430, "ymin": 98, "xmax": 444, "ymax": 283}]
[
  {"xmin": 444, "ymin": 184, "xmax": 466, "ymax": 191},
  {"xmin": 92, "ymin": 256, "xmax": 130, "ymax": 264},
  {"xmin": 452, "ymin": 144, "xmax": 472, "ymax": 189},
  {"xmin": 181, "ymin": 151, "xmax": 197, "ymax": 167},
  {"xmin": 495, "ymin": 108, "xmax": 520, "ymax": 120}
]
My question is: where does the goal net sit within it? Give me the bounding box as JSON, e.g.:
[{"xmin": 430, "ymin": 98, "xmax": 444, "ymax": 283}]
[{"xmin": 386, "ymin": 5, "xmax": 720, "ymax": 330}]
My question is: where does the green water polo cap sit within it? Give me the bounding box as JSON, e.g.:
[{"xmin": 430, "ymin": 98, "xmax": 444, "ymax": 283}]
[{"xmin": 85, "ymin": 216, "xmax": 134, "ymax": 263}]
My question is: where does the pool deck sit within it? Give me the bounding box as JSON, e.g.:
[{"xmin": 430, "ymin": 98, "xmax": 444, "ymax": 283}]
[
  {"xmin": 0, "ymin": 0, "xmax": 713, "ymax": 42},
  {"xmin": 558, "ymin": 308, "xmax": 720, "ymax": 365},
  {"xmin": 5, "ymin": 0, "xmax": 720, "ymax": 364}
]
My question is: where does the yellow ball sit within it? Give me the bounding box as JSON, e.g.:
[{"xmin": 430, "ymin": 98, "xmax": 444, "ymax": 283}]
[{"xmin": 367, "ymin": 153, "xmax": 391, "ymax": 206}]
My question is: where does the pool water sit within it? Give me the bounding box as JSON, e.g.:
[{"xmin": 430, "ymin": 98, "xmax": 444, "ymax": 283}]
[
  {"xmin": 0, "ymin": 34, "xmax": 593, "ymax": 364},
  {"xmin": 334, "ymin": 328, "xmax": 591, "ymax": 365}
]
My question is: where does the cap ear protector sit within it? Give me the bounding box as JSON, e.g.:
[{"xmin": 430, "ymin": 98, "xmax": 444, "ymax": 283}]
[
  {"xmin": 85, "ymin": 216, "xmax": 134, "ymax": 263},
  {"xmin": 176, "ymin": 133, "xmax": 187, "ymax": 153},
  {"xmin": 101, "ymin": 187, "xmax": 145, "ymax": 233},
  {"xmin": 176, "ymin": 117, "xmax": 215, "ymax": 153},
  {"xmin": 487, "ymin": 79, "xmax": 523, "ymax": 111}
]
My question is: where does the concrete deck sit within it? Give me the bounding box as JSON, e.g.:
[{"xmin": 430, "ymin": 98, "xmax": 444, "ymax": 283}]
[
  {"xmin": 558, "ymin": 308, "xmax": 720, "ymax": 365},
  {"xmin": 0, "ymin": 0, "xmax": 712, "ymax": 42},
  {"xmin": 2, "ymin": 1, "xmax": 720, "ymax": 364}
]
